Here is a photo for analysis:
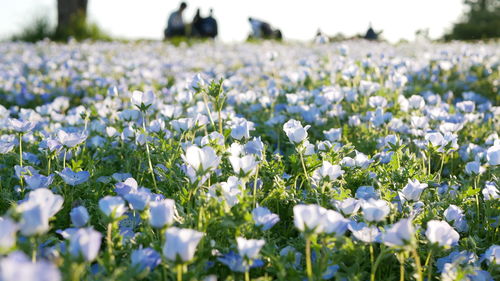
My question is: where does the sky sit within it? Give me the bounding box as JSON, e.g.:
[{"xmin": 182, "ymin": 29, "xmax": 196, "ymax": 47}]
[{"xmin": 0, "ymin": 0, "xmax": 466, "ymax": 42}]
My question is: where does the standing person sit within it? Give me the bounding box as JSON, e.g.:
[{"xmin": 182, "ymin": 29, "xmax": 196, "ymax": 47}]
[
  {"xmin": 191, "ymin": 8, "xmax": 203, "ymax": 37},
  {"xmin": 164, "ymin": 2, "xmax": 188, "ymax": 39}
]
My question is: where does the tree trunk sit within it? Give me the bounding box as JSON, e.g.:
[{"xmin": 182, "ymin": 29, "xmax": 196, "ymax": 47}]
[{"xmin": 56, "ymin": 0, "xmax": 88, "ymax": 34}]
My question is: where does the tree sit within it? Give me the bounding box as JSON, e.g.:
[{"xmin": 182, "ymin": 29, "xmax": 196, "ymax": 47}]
[
  {"xmin": 55, "ymin": 0, "xmax": 88, "ymax": 39},
  {"xmin": 444, "ymin": 0, "xmax": 500, "ymax": 40}
]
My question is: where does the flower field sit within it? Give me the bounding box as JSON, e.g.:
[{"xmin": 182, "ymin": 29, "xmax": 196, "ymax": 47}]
[{"xmin": 0, "ymin": 40, "xmax": 499, "ymax": 281}]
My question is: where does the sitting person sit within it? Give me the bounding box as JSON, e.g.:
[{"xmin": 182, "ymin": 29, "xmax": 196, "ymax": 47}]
[
  {"xmin": 164, "ymin": 2, "xmax": 188, "ymax": 39},
  {"xmin": 248, "ymin": 17, "xmax": 282, "ymax": 40},
  {"xmin": 191, "ymin": 8, "xmax": 218, "ymax": 39}
]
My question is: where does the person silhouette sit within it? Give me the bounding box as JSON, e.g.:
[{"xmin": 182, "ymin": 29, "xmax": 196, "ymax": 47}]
[
  {"xmin": 248, "ymin": 17, "xmax": 281, "ymax": 40},
  {"xmin": 364, "ymin": 23, "xmax": 378, "ymax": 40},
  {"xmin": 201, "ymin": 9, "xmax": 218, "ymax": 39},
  {"xmin": 164, "ymin": 2, "xmax": 188, "ymax": 39}
]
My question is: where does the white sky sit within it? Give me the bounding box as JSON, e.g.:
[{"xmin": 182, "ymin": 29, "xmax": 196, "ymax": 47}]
[{"xmin": 0, "ymin": 0, "xmax": 466, "ymax": 42}]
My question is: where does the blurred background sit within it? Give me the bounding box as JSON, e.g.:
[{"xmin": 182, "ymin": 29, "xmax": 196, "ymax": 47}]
[{"xmin": 0, "ymin": 0, "xmax": 499, "ymax": 43}]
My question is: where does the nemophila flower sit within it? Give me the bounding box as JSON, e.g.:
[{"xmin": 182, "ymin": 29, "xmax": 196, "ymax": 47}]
[
  {"xmin": 354, "ymin": 151, "xmax": 373, "ymax": 169},
  {"xmin": 436, "ymin": 250, "xmax": 478, "ymax": 273},
  {"xmin": 69, "ymin": 228, "xmax": 102, "ymax": 261},
  {"xmin": 99, "ymin": 196, "xmax": 127, "ymax": 219},
  {"xmin": 323, "ymin": 210, "xmax": 349, "ymax": 237},
  {"xmin": 70, "ymin": 206, "xmax": 89, "ymax": 228},
  {"xmin": 218, "ymin": 251, "xmax": 264, "ymax": 273},
  {"xmin": 400, "ymin": 179, "xmax": 427, "ymax": 201},
  {"xmin": 171, "ymin": 117, "xmax": 195, "ymax": 132},
  {"xmin": 148, "ymin": 199, "xmax": 176, "ymax": 228},
  {"xmin": 486, "ymin": 145, "xmax": 500, "ymax": 166},
  {"xmin": 408, "ymin": 95, "xmax": 425, "ymax": 110},
  {"xmin": 322, "ymin": 264, "xmax": 340, "ymax": 280},
  {"xmin": 0, "ymin": 217, "xmax": 18, "ymax": 251},
  {"xmin": 334, "ymin": 198, "xmax": 361, "ymax": 215},
  {"xmin": 57, "ymin": 167, "xmax": 90, "ymax": 186},
  {"xmin": 229, "ymin": 154, "xmax": 259, "ymax": 177},
  {"xmin": 0, "ymin": 138, "xmax": 15, "ymax": 154},
  {"xmin": 115, "ymin": 177, "xmax": 138, "ymax": 196},
  {"xmin": 237, "ymin": 237, "xmax": 265, "ymax": 260},
  {"xmin": 361, "ymin": 199, "xmax": 391, "ymax": 222},
  {"xmin": 14, "ymin": 165, "xmax": 37, "ymax": 180},
  {"xmin": 124, "ymin": 190, "xmax": 151, "ymax": 211},
  {"xmin": 57, "ymin": 130, "xmax": 86, "ymax": 148},
  {"xmin": 283, "ymin": 119, "xmax": 310, "ymax": 144},
  {"xmin": 425, "ymin": 220, "xmax": 460, "ymax": 247},
  {"xmin": 131, "ymin": 247, "xmax": 162, "ymax": 272},
  {"xmin": 481, "ymin": 245, "xmax": 499, "ymax": 265},
  {"xmin": 23, "ymin": 174, "xmax": 54, "ymax": 190},
  {"xmin": 444, "ymin": 205, "xmax": 468, "ymax": 232},
  {"xmin": 355, "ymin": 186, "xmax": 379, "ymax": 200},
  {"xmin": 482, "ymin": 181, "xmax": 499, "ymax": 200},
  {"xmin": 17, "ymin": 188, "xmax": 64, "ymax": 236},
  {"xmin": 465, "ymin": 161, "xmax": 485, "ymax": 175},
  {"xmin": 293, "ymin": 204, "xmax": 327, "ymax": 234},
  {"xmin": 312, "ymin": 161, "xmax": 344, "ymax": 183},
  {"xmin": 244, "ymin": 137, "xmax": 265, "ymax": 157},
  {"xmin": 323, "ymin": 128, "xmax": 342, "ymax": 142},
  {"xmin": 8, "ymin": 118, "xmax": 36, "ymax": 133},
  {"xmin": 182, "ymin": 145, "xmax": 220, "ymax": 174},
  {"xmin": 382, "ymin": 218, "xmax": 414, "ymax": 247},
  {"xmin": 0, "ymin": 251, "xmax": 61, "ymax": 281},
  {"xmin": 231, "ymin": 120, "xmax": 254, "ymax": 140},
  {"xmin": 132, "ymin": 90, "xmax": 155, "ymax": 109},
  {"xmin": 348, "ymin": 221, "xmax": 380, "ymax": 243},
  {"xmin": 201, "ymin": 132, "xmax": 225, "ymax": 146},
  {"xmin": 368, "ymin": 96, "xmax": 387, "ymax": 108},
  {"xmin": 162, "ymin": 227, "xmax": 204, "ymax": 263},
  {"xmin": 252, "ymin": 207, "xmax": 279, "ymax": 230}
]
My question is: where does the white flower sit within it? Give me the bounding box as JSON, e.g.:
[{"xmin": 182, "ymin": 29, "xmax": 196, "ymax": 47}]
[
  {"xmin": 425, "ymin": 220, "xmax": 459, "ymax": 247},
  {"xmin": 312, "ymin": 161, "xmax": 344, "ymax": 183},
  {"xmin": 443, "ymin": 205, "xmax": 464, "ymax": 222},
  {"xmin": 465, "ymin": 161, "xmax": 485, "ymax": 175},
  {"xmin": 149, "ymin": 199, "xmax": 176, "ymax": 228},
  {"xmin": 486, "ymin": 145, "xmax": 500, "ymax": 166},
  {"xmin": 229, "ymin": 155, "xmax": 259, "ymax": 177},
  {"xmin": 400, "ymin": 179, "xmax": 428, "ymax": 201},
  {"xmin": 98, "ymin": 196, "xmax": 127, "ymax": 219},
  {"xmin": 323, "ymin": 128, "xmax": 342, "ymax": 142},
  {"xmin": 162, "ymin": 227, "xmax": 204, "ymax": 262},
  {"xmin": 283, "ymin": 119, "xmax": 310, "ymax": 144},
  {"xmin": 17, "ymin": 188, "xmax": 64, "ymax": 236},
  {"xmin": 0, "ymin": 217, "xmax": 18, "ymax": 251},
  {"xmin": 293, "ymin": 204, "xmax": 326, "ymax": 233},
  {"xmin": 182, "ymin": 145, "xmax": 220, "ymax": 173},
  {"xmin": 348, "ymin": 222, "xmax": 380, "ymax": 243},
  {"xmin": 132, "ymin": 90, "xmax": 155, "ymax": 109},
  {"xmin": 382, "ymin": 218, "xmax": 414, "ymax": 247},
  {"xmin": 0, "ymin": 251, "xmax": 61, "ymax": 281},
  {"xmin": 70, "ymin": 206, "xmax": 89, "ymax": 228},
  {"xmin": 237, "ymin": 237, "xmax": 265, "ymax": 260},
  {"xmin": 482, "ymin": 181, "xmax": 499, "ymax": 200},
  {"xmin": 57, "ymin": 130, "xmax": 86, "ymax": 148},
  {"xmin": 334, "ymin": 198, "xmax": 360, "ymax": 215},
  {"xmin": 69, "ymin": 228, "xmax": 102, "ymax": 261},
  {"xmin": 408, "ymin": 95, "xmax": 425, "ymax": 110},
  {"xmin": 361, "ymin": 199, "xmax": 390, "ymax": 222},
  {"xmin": 323, "ymin": 210, "xmax": 349, "ymax": 236},
  {"xmin": 252, "ymin": 207, "xmax": 279, "ymax": 231}
]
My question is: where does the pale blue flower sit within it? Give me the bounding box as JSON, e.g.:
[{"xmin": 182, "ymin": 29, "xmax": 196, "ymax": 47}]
[
  {"xmin": 69, "ymin": 228, "xmax": 102, "ymax": 261},
  {"xmin": 131, "ymin": 247, "xmax": 161, "ymax": 272},
  {"xmin": 57, "ymin": 167, "xmax": 90, "ymax": 186},
  {"xmin": 252, "ymin": 207, "xmax": 279, "ymax": 230},
  {"xmin": 70, "ymin": 206, "xmax": 89, "ymax": 228}
]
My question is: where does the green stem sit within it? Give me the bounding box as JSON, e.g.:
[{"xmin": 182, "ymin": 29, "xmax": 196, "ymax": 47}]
[
  {"xmin": 426, "ymin": 250, "xmax": 433, "ymax": 281},
  {"xmin": 398, "ymin": 253, "xmax": 405, "ymax": 281},
  {"xmin": 371, "ymin": 248, "xmax": 391, "ymax": 281},
  {"xmin": 252, "ymin": 166, "xmax": 260, "ymax": 208},
  {"xmin": 411, "ymin": 248, "xmax": 423, "ymax": 281},
  {"xmin": 299, "ymin": 150, "xmax": 309, "ymax": 181},
  {"xmin": 63, "ymin": 149, "xmax": 67, "ymax": 169},
  {"xmin": 305, "ymin": 237, "xmax": 313, "ymax": 280},
  {"xmin": 245, "ymin": 270, "xmax": 250, "ymax": 281},
  {"xmin": 142, "ymin": 111, "xmax": 158, "ymax": 192},
  {"xmin": 107, "ymin": 222, "xmax": 115, "ymax": 266},
  {"xmin": 19, "ymin": 134, "xmax": 23, "ymax": 167},
  {"xmin": 176, "ymin": 263, "xmax": 183, "ymax": 281}
]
